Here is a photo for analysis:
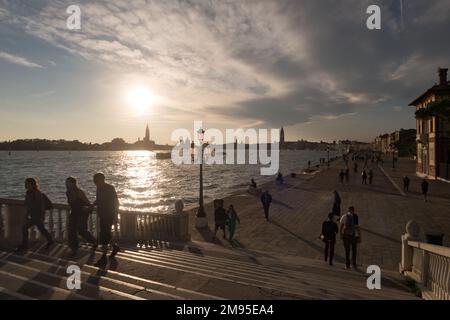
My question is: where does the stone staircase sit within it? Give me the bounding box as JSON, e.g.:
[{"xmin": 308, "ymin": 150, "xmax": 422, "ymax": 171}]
[{"xmin": 0, "ymin": 241, "xmax": 418, "ymax": 300}]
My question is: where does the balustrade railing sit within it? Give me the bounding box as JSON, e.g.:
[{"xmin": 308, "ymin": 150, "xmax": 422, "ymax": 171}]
[
  {"xmin": 400, "ymin": 220, "xmax": 450, "ymax": 300},
  {"xmin": 0, "ymin": 198, "xmax": 190, "ymax": 245}
]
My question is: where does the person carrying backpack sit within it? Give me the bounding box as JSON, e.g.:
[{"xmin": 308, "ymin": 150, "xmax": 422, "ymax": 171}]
[
  {"xmin": 16, "ymin": 177, "xmax": 54, "ymax": 252},
  {"xmin": 340, "ymin": 206, "xmax": 361, "ymax": 269},
  {"xmin": 66, "ymin": 177, "xmax": 97, "ymax": 256}
]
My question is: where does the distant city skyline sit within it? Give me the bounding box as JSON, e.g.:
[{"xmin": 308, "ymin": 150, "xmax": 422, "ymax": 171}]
[{"xmin": 1, "ymin": 1, "xmax": 449, "ymax": 144}]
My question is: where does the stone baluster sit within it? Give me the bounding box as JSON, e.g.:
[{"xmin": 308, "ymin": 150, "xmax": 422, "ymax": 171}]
[
  {"xmin": 400, "ymin": 220, "xmax": 421, "ymax": 273},
  {"xmin": 48, "ymin": 209, "xmax": 54, "ymax": 238},
  {"xmin": 57, "ymin": 209, "xmax": 63, "ymax": 241}
]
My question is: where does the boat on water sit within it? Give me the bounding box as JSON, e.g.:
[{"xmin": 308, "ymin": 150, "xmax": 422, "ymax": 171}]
[{"xmin": 155, "ymin": 152, "xmax": 172, "ymax": 160}]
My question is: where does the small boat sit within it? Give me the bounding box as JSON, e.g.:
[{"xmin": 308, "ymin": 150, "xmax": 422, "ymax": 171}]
[{"xmin": 155, "ymin": 152, "xmax": 171, "ymax": 160}]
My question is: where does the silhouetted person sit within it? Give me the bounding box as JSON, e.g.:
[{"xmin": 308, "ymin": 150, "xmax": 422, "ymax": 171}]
[
  {"xmin": 16, "ymin": 178, "xmax": 54, "ymax": 252},
  {"xmin": 227, "ymin": 205, "xmax": 240, "ymax": 241},
  {"xmin": 339, "ymin": 170, "xmax": 345, "ymax": 184},
  {"xmin": 276, "ymin": 172, "xmax": 284, "ymax": 185},
  {"xmin": 66, "ymin": 177, "xmax": 97, "ymax": 256},
  {"xmin": 332, "ymin": 190, "xmax": 341, "ymax": 217},
  {"xmin": 403, "ymin": 176, "xmax": 410, "ymax": 192},
  {"xmin": 261, "ymin": 190, "xmax": 272, "ymax": 221},
  {"xmin": 345, "ymin": 168, "xmax": 350, "ymax": 183},
  {"xmin": 368, "ymin": 170, "xmax": 374, "ymax": 185},
  {"xmin": 353, "ymin": 162, "xmax": 358, "ymax": 173},
  {"xmin": 251, "ymin": 178, "xmax": 257, "ymax": 189},
  {"xmin": 308, "ymin": 160, "xmax": 311, "ymax": 168},
  {"xmin": 421, "ymin": 179, "xmax": 429, "ymax": 202},
  {"xmin": 92, "ymin": 173, "xmax": 120, "ymax": 263},
  {"xmin": 321, "ymin": 213, "xmax": 338, "ymax": 266},
  {"xmin": 214, "ymin": 199, "xmax": 227, "ymax": 239},
  {"xmin": 340, "ymin": 206, "xmax": 361, "ymax": 269},
  {"xmin": 361, "ymin": 170, "xmax": 367, "ymax": 184}
]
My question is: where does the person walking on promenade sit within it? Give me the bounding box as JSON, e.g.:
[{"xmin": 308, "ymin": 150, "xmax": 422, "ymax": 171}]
[
  {"xmin": 340, "ymin": 206, "xmax": 361, "ymax": 269},
  {"xmin": 353, "ymin": 162, "xmax": 358, "ymax": 173},
  {"xmin": 92, "ymin": 173, "xmax": 120, "ymax": 262},
  {"xmin": 368, "ymin": 170, "xmax": 374, "ymax": 185},
  {"xmin": 361, "ymin": 170, "xmax": 367, "ymax": 184},
  {"xmin": 227, "ymin": 205, "xmax": 240, "ymax": 241},
  {"xmin": 345, "ymin": 168, "xmax": 350, "ymax": 184},
  {"xmin": 339, "ymin": 170, "xmax": 345, "ymax": 184},
  {"xmin": 421, "ymin": 179, "xmax": 429, "ymax": 202},
  {"xmin": 403, "ymin": 176, "xmax": 410, "ymax": 192},
  {"xmin": 16, "ymin": 178, "xmax": 54, "ymax": 252},
  {"xmin": 66, "ymin": 177, "xmax": 97, "ymax": 256},
  {"xmin": 276, "ymin": 172, "xmax": 284, "ymax": 185},
  {"xmin": 321, "ymin": 213, "xmax": 338, "ymax": 266},
  {"xmin": 332, "ymin": 190, "xmax": 341, "ymax": 217},
  {"xmin": 214, "ymin": 199, "xmax": 228, "ymax": 239},
  {"xmin": 261, "ymin": 190, "xmax": 273, "ymax": 221}
]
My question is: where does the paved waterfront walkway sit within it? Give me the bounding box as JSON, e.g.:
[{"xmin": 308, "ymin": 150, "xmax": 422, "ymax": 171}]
[{"xmin": 188, "ymin": 156, "xmax": 450, "ymax": 271}]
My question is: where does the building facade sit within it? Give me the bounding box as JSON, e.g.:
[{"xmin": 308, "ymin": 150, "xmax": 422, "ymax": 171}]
[{"xmin": 410, "ymin": 68, "xmax": 450, "ymax": 180}]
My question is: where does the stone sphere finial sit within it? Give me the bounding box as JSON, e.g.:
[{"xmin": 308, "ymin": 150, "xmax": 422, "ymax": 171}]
[
  {"xmin": 174, "ymin": 199, "xmax": 184, "ymax": 214},
  {"xmin": 405, "ymin": 220, "xmax": 421, "ymax": 240}
]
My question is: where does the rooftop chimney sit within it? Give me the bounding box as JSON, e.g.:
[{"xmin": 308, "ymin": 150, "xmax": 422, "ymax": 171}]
[{"xmin": 438, "ymin": 67, "xmax": 448, "ymax": 86}]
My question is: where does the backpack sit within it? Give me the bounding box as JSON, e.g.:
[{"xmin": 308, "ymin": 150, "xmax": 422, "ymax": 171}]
[
  {"xmin": 42, "ymin": 193, "xmax": 53, "ymax": 211},
  {"xmin": 343, "ymin": 213, "xmax": 356, "ymax": 236}
]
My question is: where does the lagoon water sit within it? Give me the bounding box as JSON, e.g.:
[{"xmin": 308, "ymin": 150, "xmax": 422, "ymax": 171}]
[{"xmin": 0, "ymin": 150, "xmax": 337, "ymax": 213}]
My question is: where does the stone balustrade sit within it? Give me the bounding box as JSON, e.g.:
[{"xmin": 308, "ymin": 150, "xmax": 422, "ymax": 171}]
[
  {"xmin": 400, "ymin": 220, "xmax": 450, "ymax": 300},
  {"xmin": 0, "ymin": 198, "xmax": 190, "ymax": 245}
]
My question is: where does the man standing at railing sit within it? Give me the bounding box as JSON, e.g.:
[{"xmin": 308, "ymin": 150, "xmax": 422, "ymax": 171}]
[{"xmin": 92, "ymin": 173, "xmax": 120, "ymax": 264}]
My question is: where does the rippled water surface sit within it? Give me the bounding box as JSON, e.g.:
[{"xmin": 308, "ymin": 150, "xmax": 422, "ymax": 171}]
[{"xmin": 0, "ymin": 150, "xmax": 337, "ymax": 213}]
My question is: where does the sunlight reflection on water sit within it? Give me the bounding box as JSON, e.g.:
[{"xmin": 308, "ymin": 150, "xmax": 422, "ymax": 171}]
[{"xmin": 0, "ymin": 149, "xmax": 337, "ymax": 214}]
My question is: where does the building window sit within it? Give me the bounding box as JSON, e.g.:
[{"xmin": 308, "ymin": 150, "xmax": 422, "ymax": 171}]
[{"xmin": 430, "ymin": 119, "xmax": 434, "ymax": 133}]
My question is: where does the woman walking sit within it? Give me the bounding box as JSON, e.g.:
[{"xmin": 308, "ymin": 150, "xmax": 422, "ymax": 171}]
[
  {"xmin": 227, "ymin": 205, "xmax": 240, "ymax": 241},
  {"xmin": 16, "ymin": 178, "xmax": 54, "ymax": 252}
]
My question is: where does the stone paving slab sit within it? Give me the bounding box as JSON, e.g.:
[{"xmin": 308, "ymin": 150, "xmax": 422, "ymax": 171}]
[{"xmin": 187, "ymin": 156, "xmax": 450, "ymax": 271}]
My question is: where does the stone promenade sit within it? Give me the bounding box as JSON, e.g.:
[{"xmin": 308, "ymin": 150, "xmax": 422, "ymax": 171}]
[{"xmin": 188, "ymin": 156, "xmax": 450, "ymax": 271}]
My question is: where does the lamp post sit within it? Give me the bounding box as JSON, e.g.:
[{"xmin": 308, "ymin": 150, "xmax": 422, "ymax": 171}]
[
  {"xmin": 192, "ymin": 129, "xmax": 208, "ymax": 228},
  {"xmin": 390, "ymin": 143, "xmax": 396, "ymax": 169},
  {"xmin": 327, "ymin": 146, "xmax": 330, "ymax": 168}
]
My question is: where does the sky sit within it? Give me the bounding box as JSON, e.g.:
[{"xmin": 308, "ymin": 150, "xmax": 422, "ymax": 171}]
[{"xmin": 0, "ymin": 0, "xmax": 449, "ymax": 144}]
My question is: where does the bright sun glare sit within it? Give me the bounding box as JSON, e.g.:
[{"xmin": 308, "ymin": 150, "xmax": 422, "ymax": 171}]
[{"xmin": 126, "ymin": 86, "xmax": 157, "ymax": 113}]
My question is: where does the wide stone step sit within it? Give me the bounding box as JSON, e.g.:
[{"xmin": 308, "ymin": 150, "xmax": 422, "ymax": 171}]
[
  {"xmin": 0, "ymin": 250, "xmax": 221, "ymax": 300},
  {"xmin": 0, "ymin": 243, "xmax": 417, "ymax": 300}
]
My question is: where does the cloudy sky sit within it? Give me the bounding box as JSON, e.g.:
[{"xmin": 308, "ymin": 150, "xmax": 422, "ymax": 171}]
[{"xmin": 0, "ymin": 0, "xmax": 449, "ymax": 144}]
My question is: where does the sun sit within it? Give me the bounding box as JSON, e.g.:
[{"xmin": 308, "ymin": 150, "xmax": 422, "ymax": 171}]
[{"xmin": 126, "ymin": 86, "xmax": 157, "ymax": 113}]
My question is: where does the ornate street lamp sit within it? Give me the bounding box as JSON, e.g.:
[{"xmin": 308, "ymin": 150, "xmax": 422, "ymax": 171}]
[{"xmin": 192, "ymin": 128, "xmax": 209, "ymax": 228}]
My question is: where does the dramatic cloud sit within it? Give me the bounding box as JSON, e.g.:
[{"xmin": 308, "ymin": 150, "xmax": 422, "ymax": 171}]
[{"xmin": 1, "ymin": 0, "xmax": 449, "ymax": 136}]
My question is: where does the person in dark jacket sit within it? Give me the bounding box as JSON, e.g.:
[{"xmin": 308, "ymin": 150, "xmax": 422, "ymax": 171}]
[
  {"xmin": 92, "ymin": 173, "xmax": 120, "ymax": 261},
  {"xmin": 321, "ymin": 213, "xmax": 338, "ymax": 266},
  {"xmin": 403, "ymin": 176, "xmax": 410, "ymax": 192},
  {"xmin": 345, "ymin": 168, "xmax": 350, "ymax": 184},
  {"xmin": 332, "ymin": 190, "xmax": 341, "ymax": 217},
  {"xmin": 260, "ymin": 190, "xmax": 272, "ymax": 221},
  {"xmin": 339, "ymin": 170, "xmax": 345, "ymax": 184},
  {"xmin": 361, "ymin": 170, "xmax": 367, "ymax": 184},
  {"xmin": 368, "ymin": 170, "xmax": 374, "ymax": 185},
  {"xmin": 16, "ymin": 178, "xmax": 54, "ymax": 252},
  {"xmin": 66, "ymin": 177, "xmax": 97, "ymax": 256},
  {"xmin": 421, "ymin": 179, "xmax": 429, "ymax": 202},
  {"xmin": 214, "ymin": 199, "xmax": 228, "ymax": 239},
  {"xmin": 227, "ymin": 205, "xmax": 240, "ymax": 241}
]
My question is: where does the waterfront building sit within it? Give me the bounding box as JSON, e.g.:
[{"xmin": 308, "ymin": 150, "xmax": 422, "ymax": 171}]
[{"xmin": 410, "ymin": 68, "xmax": 450, "ymax": 180}]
